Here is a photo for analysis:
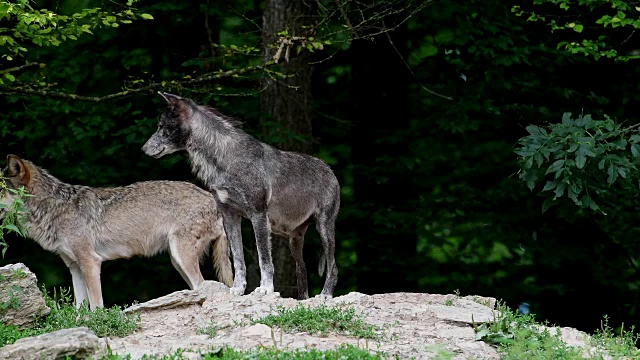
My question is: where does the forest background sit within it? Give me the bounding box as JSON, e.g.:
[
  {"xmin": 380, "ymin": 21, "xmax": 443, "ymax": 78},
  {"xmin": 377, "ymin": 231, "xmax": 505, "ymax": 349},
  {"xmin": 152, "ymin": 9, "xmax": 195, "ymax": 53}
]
[{"xmin": 2, "ymin": 0, "xmax": 640, "ymax": 339}]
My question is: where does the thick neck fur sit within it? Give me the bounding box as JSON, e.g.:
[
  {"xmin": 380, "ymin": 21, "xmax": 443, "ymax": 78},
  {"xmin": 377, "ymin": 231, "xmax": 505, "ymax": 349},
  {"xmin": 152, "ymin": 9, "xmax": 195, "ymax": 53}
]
[
  {"xmin": 19, "ymin": 163, "xmax": 91, "ymax": 251},
  {"xmin": 186, "ymin": 105, "xmax": 254, "ymax": 184}
]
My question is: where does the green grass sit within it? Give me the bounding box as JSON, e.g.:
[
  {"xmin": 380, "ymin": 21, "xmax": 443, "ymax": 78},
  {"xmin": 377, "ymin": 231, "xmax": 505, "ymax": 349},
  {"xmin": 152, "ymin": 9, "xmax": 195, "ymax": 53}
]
[
  {"xmin": 475, "ymin": 301, "xmax": 640, "ymax": 359},
  {"xmin": 196, "ymin": 321, "xmax": 218, "ymax": 338},
  {"xmin": 590, "ymin": 315, "xmax": 640, "ymax": 359},
  {"xmin": 0, "ymin": 287, "xmax": 140, "ymax": 347},
  {"xmin": 100, "ymin": 344, "xmax": 387, "ymax": 359},
  {"xmin": 253, "ymin": 303, "xmax": 379, "ymax": 340}
]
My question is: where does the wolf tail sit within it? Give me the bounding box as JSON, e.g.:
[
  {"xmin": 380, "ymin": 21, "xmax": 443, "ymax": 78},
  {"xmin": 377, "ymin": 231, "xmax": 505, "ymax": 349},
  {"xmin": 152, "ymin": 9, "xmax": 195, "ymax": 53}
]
[
  {"xmin": 318, "ymin": 252, "xmax": 326, "ymax": 277},
  {"xmin": 213, "ymin": 230, "xmax": 234, "ymax": 288}
]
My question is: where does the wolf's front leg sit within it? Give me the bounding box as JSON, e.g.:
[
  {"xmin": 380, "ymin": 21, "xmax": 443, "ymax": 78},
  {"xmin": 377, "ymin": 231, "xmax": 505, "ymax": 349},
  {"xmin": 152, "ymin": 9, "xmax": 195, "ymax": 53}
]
[
  {"xmin": 250, "ymin": 213, "xmax": 275, "ymax": 295},
  {"xmin": 60, "ymin": 254, "xmax": 89, "ymax": 308},
  {"xmin": 220, "ymin": 207, "xmax": 247, "ymax": 296}
]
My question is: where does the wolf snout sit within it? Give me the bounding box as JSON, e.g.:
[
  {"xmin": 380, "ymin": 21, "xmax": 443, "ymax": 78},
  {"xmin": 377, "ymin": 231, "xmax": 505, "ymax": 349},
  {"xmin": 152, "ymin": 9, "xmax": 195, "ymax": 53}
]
[{"xmin": 141, "ymin": 143, "xmax": 163, "ymax": 158}]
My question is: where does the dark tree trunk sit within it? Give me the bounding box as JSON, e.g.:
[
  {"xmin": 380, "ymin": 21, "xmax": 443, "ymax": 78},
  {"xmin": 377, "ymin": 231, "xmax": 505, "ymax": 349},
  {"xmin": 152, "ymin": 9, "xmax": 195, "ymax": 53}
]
[{"xmin": 253, "ymin": 0, "xmax": 314, "ymax": 298}]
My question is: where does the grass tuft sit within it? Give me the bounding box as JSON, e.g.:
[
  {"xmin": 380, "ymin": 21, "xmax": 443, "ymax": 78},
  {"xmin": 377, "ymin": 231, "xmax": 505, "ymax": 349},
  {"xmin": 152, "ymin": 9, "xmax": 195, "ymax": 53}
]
[
  {"xmin": 254, "ymin": 303, "xmax": 379, "ymax": 340},
  {"xmin": 196, "ymin": 321, "xmax": 218, "ymax": 338},
  {"xmin": 100, "ymin": 344, "xmax": 386, "ymax": 359},
  {"xmin": 475, "ymin": 301, "xmax": 640, "ymax": 359},
  {"xmin": 0, "ymin": 286, "xmax": 140, "ymax": 347}
]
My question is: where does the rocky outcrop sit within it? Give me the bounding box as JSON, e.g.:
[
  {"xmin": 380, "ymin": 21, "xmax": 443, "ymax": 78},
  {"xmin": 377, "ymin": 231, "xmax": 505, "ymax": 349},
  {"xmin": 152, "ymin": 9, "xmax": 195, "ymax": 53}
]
[
  {"xmin": 0, "ymin": 263, "xmax": 49, "ymax": 329},
  {"xmin": 0, "ymin": 327, "xmax": 105, "ymax": 360},
  {"xmin": 1, "ymin": 263, "xmax": 628, "ymax": 359},
  {"xmin": 111, "ymin": 289, "xmax": 501, "ymax": 359}
]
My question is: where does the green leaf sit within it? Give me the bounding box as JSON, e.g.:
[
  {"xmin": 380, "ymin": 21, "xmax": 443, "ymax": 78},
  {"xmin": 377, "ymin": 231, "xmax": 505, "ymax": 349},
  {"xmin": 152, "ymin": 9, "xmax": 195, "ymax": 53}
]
[
  {"xmin": 523, "ymin": 169, "xmax": 537, "ymax": 191},
  {"xmin": 515, "ymin": 148, "xmax": 536, "ymax": 158},
  {"xmin": 554, "ymin": 182, "xmax": 566, "ymax": 199},
  {"xmin": 542, "ymin": 197, "xmax": 559, "ymax": 213},
  {"xmin": 543, "ymin": 181, "xmax": 557, "ymax": 191},
  {"xmin": 598, "ymin": 159, "xmax": 606, "ymax": 170},
  {"xmin": 4, "ymin": 224, "xmax": 21, "ymax": 234},
  {"xmin": 540, "ymin": 148, "xmax": 551, "ymax": 160},
  {"xmin": 545, "ymin": 159, "xmax": 564, "ymax": 175},
  {"xmin": 526, "ymin": 125, "xmax": 546, "ymax": 136},
  {"xmin": 580, "ymin": 194, "xmax": 593, "ymax": 210},
  {"xmin": 568, "ymin": 183, "xmax": 583, "ymax": 205},
  {"xmin": 573, "ymin": 24, "xmax": 583, "ymax": 33},
  {"xmin": 140, "ymin": 13, "xmax": 154, "ymax": 20},
  {"xmin": 575, "ymin": 155, "xmax": 587, "ymax": 169},
  {"xmin": 568, "ymin": 143, "xmax": 579, "ymax": 152},
  {"xmin": 524, "ymin": 156, "xmax": 533, "ymax": 170},
  {"xmin": 4, "ymin": 74, "xmax": 15, "ymax": 82},
  {"xmin": 534, "ymin": 152, "xmax": 544, "ymax": 167},
  {"xmin": 577, "ymin": 144, "xmax": 596, "ymax": 157},
  {"xmin": 475, "ymin": 329, "xmax": 490, "ymax": 340},
  {"xmin": 607, "ymin": 164, "xmax": 618, "ymax": 184},
  {"xmin": 618, "ymin": 167, "xmax": 627, "ymax": 178},
  {"xmin": 632, "ymin": 144, "xmax": 640, "ymax": 158}
]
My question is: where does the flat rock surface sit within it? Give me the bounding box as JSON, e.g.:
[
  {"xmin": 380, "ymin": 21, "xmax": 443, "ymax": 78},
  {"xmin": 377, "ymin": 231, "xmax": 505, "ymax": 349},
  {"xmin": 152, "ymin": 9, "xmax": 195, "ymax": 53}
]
[
  {"xmin": 107, "ymin": 283, "xmax": 500, "ymax": 359},
  {"xmin": 0, "ymin": 327, "xmax": 103, "ymax": 360}
]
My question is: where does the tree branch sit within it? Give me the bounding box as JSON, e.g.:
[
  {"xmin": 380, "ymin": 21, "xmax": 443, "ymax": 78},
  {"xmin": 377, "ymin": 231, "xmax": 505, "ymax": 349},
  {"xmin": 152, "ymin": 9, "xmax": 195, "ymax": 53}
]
[
  {"xmin": 0, "ymin": 63, "xmax": 273, "ymax": 102},
  {"xmin": 0, "ymin": 62, "xmax": 40, "ymax": 75},
  {"xmin": 384, "ymin": 29, "xmax": 453, "ymax": 100}
]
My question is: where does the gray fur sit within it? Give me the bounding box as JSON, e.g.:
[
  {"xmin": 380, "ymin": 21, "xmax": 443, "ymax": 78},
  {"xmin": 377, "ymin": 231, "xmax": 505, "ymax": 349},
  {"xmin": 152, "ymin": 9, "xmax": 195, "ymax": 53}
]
[
  {"xmin": 0, "ymin": 155, "xmax": 233, "ymax": 310},
  {"xmin": 142, "ymin": 93, "xmax": 340, "ymax": 299}
]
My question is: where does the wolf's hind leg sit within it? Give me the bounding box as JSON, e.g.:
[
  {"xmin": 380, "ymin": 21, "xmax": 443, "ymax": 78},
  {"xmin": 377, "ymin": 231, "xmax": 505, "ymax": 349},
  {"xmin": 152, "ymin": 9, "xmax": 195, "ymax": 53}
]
[
  {"xmin": 289, "ymin": 223, "xmax": 310, "ymax": 300},
  {"xmin": 168, "ymin": 233, "xmax": 205, "ymax": 290},
  {"xmin": 315, "ymin": 213, "xmax": 338, "ymax": 299}
]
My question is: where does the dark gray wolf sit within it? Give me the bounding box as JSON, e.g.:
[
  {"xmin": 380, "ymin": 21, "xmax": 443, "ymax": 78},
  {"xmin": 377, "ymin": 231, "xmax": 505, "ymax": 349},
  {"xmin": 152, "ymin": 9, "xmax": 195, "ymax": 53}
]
[
  {"xmin": 0, "ymin": 154, "xmax": 233, "ymax": 310},
  {"xmin": 141, "ymin": 93, "xmax": 340, "ymax": 299}
]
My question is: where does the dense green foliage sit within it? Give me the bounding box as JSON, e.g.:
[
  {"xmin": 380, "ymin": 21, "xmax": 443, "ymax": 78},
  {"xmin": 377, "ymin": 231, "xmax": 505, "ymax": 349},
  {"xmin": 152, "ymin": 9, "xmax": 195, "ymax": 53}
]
[
  {"xmin": 515, "ymin": 112, "xmax": 640, "ymax": 213},
  {"xmin": 0, "ymin": 184, "xmax": 28, "ymax": 258},
  {"xmin": 2, "ymin": 0, "xmax": 640, "ymax": 344},
  {"xmin": 514, "ymin": 0, "xmax": 640, "ymax": 60}
]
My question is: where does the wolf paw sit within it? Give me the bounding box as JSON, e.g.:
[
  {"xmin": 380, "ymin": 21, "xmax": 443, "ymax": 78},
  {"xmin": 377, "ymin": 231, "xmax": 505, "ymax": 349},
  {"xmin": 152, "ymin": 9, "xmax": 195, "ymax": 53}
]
[
  {"xmin": 315, "ymin": 293, "xmax": 333, "ymax": 301},
  {"xmin": 229, "ymin": 286, "xmax": 245, "ymax": 296},
  {"xmin": 253, "ymin": 286, "xmax": 274, "ymax": 295}
]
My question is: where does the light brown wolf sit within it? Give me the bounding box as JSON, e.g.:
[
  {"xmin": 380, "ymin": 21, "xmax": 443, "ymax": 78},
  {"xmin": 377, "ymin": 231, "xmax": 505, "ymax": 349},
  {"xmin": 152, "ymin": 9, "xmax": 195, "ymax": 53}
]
[{"xmin": 0, "ymin": 154, "xmax": 233, "ymax": 310}]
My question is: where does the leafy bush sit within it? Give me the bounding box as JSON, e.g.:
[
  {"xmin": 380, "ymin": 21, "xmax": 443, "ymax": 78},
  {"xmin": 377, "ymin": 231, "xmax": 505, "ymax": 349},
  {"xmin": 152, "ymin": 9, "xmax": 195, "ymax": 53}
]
[
  {"xmin": 515, "ymin": 112, "xmax": 640, "ymax": 213},
  {"xmin": 0, "ymin": 181, "xmax": 29, "ymax": 257}
]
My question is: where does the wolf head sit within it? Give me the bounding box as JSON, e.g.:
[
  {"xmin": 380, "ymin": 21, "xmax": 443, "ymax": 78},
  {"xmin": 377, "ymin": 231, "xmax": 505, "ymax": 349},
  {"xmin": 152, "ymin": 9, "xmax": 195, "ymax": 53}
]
[
  {"xmin": 0, "ymin": 155, "xmax": 31, "ymax": 218},
  {"xmin": 141, "ymin": 93, "xmax": 194, "ymax": 158}
]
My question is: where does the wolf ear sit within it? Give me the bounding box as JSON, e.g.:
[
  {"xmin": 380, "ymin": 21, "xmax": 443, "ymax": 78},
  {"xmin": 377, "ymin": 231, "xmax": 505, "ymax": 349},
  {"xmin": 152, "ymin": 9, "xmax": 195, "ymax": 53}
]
[
  {"xmin": 159, "ymin": 92, "xmax": 193, "ymax": 122},
  {"xmin": 6, "ymin": 154, "xmax": 30, "ymax": 184},
  {"xmin": 159, "ymin": 92, "xmax": 181, "ymax": 105}
]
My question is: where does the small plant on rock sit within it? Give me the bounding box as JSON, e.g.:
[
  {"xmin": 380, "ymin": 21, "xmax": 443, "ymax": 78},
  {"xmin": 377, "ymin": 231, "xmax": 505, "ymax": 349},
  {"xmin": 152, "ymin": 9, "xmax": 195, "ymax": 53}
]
[{"xmin": 254, "ymin": 303, "xmax": 379, "ymax": 340}]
